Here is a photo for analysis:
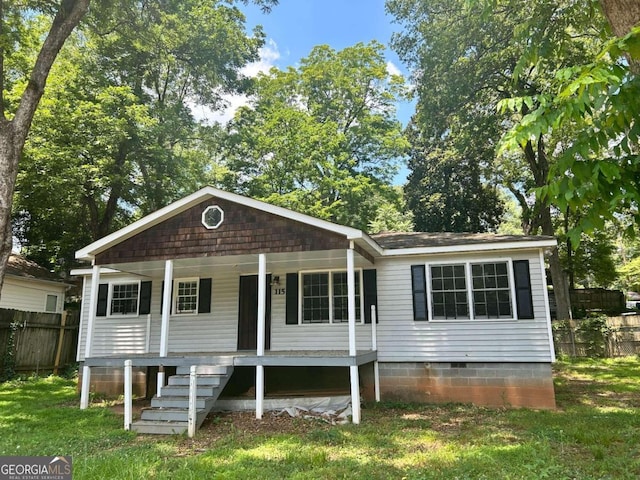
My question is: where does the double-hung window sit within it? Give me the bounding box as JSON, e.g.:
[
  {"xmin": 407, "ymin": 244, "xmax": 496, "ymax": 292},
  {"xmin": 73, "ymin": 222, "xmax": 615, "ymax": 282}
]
[
  {"xmin": 174, "ymin": 278, "xmax": 199, "ymax": 314},
  {"xmin": 471, "ymin": 262, "xmax": 512, "ymax": 318},
  {"xmin": 110, "ymin": 282, "xmax": 140, "ymax": 316},
  {"xmin": 301, "ymin": 270, "xmax": 362, "ymax": 324},
  {"xmin": 413, "ymin": 260, "xmax": 530, "ymax": 321},
  {"xmin": 430, "ymin": 264, "xmax": 469, "ymax": 319}
]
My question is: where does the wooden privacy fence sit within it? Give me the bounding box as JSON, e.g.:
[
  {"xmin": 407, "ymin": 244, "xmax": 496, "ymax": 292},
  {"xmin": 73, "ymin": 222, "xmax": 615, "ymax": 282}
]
[
  {"xmin": 553, "ymin": 315, "xmax": 640, "ymax": 358},
  {"xmin": 0, "ymin": 308, "xmax": 80, "ymax": 378}
]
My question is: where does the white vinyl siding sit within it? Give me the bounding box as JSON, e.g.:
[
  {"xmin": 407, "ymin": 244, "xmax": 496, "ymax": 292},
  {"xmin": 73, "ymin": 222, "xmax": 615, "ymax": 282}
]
[
  {"xmin": 0, "ymin": 277, "xmax": 66, "ymax": 314},
  {"xmin": 76, "ymin": 248, "xmax": 551, "ymax": 361},
  {"xmin": 77, "ymin": 268, "xmax": 374, "ymax": 360},
  {"xmin": 375, "ymin": 249, "xmax": 553, "ymax": 363}
]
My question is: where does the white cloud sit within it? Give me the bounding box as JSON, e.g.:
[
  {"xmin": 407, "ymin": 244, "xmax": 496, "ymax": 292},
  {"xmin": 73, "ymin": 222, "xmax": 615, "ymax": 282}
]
[
  {"xmin": 193, "ymin": 39, "xmax": 282, "ymax": 125},
  {"xmin": 386, "ymin": 60, "xmax": 402, "ymax": 77},
  {"xmin": 241, "ymin": 39, "xmax": 280, "ymax": 77}
]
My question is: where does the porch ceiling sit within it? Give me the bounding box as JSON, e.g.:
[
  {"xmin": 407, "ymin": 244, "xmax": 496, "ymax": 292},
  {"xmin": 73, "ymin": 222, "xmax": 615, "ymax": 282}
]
[{"xmin": 100, "ymin": 249, "xmax": 374, "ymax": 278}]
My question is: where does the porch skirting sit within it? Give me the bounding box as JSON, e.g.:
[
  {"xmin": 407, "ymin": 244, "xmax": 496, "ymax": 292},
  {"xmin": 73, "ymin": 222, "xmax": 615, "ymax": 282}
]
[
  {"xmin": 78, "ymin": 366, "xmax": 147, "ymax": 398},
  {"xmin": 370, "ymin": 362, "xmax": 556, "ymax": 409}
]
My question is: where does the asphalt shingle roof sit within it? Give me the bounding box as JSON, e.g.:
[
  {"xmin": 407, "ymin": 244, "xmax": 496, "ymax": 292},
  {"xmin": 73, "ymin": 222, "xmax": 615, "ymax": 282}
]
[{"xmin": 371, "ymin": 232, "xmax": 555, "ymax": 249}]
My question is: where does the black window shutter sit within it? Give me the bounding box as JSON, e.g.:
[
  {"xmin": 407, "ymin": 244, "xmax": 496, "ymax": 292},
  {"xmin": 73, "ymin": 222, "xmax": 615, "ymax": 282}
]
[
  {"xmin": 285, "ymin": 273, "xmax": 299, "ymax": 325},
  {"xmin": 96, "ymin": 283, "xmax": 108, "ymax": 317},
  {"xmin": 363, "ymin": 269, "xmax": 378, "ymax": 324},
  {"xmin": 514, "ymin": 260, "xmax": 534, "ymax": 319},
  {"xmin": 198, "ymin": 278, "xmax": 212, "ymax": 314},
  {"xmin": 411, "ymin": 265, "xmax": 428, "ymax": 321},
  {"xmin": 139, "ymin": 281, "xmax": 152, "ymax": 315},
  {"xmin": 160, "ymin": 281, "xmax": 173, "ymax": 314}
]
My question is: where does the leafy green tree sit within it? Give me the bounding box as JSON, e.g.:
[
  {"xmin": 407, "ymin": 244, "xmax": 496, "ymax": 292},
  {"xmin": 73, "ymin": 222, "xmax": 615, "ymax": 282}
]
[
  {"xmin": 368, "ymin": 187, "xmax": 414, "ymax": 233},
  {"xmin": 559, "ymin": 229, "xmax": 618, "ymax": 289},
  {"xmin": 405, "ymin": 123, "xmax": 504, "ymax": 233},
  {"xmin": 0, "ymin": 1, "xmax": 89, "ymax": 293},
  {"xmin": 13, "ymin": 1, "xmax": 273, "ymax": 272},
  {"xmin": 387, "ymin": 0, "xmax": 605, "ymax": 319},
  {"xmin": 486, "ymin": 0, "xmax": 640, "ymax": 243},
  {"xmin": 222, "ymin": 42, "xmax": 409, "ymax": 230}
]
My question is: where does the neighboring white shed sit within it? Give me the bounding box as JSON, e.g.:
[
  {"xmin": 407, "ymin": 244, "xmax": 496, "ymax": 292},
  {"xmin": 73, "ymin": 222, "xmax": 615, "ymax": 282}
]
[{"xmin": 1, "ymin": 254, "xmax": 68, "ymax": 314}]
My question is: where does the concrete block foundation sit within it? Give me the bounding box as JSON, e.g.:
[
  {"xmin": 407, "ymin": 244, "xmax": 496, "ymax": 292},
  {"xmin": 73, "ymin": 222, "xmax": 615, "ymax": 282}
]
[{"xmin": 372, "ymin": 362, "xmax": 556, "ymax": 409}]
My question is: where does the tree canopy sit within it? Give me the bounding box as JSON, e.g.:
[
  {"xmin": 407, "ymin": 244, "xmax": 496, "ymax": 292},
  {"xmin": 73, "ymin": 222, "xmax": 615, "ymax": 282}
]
[
  {"xmin": 221, "ymin": 42, "xmax": 409, "ymax": 230},
  {"xmin": 12, "ymin": 1, "xmax": 270, "ymax": 271},
  {"xmin": 387, "ymin": 0, "xmax": 611, "ymax": 319}
]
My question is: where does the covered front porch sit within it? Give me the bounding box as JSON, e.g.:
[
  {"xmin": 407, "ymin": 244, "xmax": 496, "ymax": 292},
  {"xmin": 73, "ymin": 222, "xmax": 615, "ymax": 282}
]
[
  {"xmin": 74, "ymin": 188, "xmax": 384, "ymax": 429},
  {"xmin": 76, "ymin": 248, "xmax": 380, "ymax": 427}
]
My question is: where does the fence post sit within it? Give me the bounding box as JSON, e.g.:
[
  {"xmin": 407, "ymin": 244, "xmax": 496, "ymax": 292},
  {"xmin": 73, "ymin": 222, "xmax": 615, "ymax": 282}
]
[
  {"xmin": 188, "ymin": 365, "xmax": 197, "ymax": 438},
  {"xmin": 124, "ymin": 360, "xmax": 132, "ymax": 431},
  {"xmin": 53, "ymin": 311, "xmax": 67, "ymax": 375}
]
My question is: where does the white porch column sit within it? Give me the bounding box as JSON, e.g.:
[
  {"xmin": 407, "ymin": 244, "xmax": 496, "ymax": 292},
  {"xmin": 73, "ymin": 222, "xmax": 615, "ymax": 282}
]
[
  {"xmin": 347, "ymin": 243, "xmax": 357, "ymax": 356},
  {"xmin": 158, "ymin": 259, "xmax": 173, "ymax": 396},
  {"xmin": 257, "ymin": 254, "xmax": 267, "ymax": 357},
  {"xmin": 347, "ymin": 242, "xmax": 361, "ymax": 424},
  {"xmin": 255, "ymin": 253, "xmax": 267, "ymax": 419},
  {"xmin": 80, "ymin": 264, "xmax": 100, "ymax": 409}
]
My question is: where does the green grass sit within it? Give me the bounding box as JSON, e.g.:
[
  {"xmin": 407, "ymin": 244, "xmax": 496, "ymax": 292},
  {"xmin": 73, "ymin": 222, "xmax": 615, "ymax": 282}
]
[{"xmin": 2, "ymin": 358, "xmax": 640, "ymax": 479}]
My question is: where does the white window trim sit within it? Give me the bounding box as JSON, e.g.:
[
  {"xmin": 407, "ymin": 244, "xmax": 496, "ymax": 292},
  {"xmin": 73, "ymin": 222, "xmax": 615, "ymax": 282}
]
[
  {"xmin": 173, "ymin": 277, "xmax": 200, "ymax": 316},
  {"xmin": 44, "ymin": 293, "xmax": 60, "ymax": 313},
  {"xmin": 426, "ymin": 258, "xmax": 517, "ymax": 322},
  {"xmin": 298, "ymin": 269, "xmax": 365, "ymax": 325},
  {"xmin": 107, "ymin": 280, "xmax": 141, "ymax": 317}
]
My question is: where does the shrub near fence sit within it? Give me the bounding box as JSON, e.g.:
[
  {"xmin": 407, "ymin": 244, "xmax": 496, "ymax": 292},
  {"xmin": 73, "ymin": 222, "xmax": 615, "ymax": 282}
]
[
  {"xmin": 553, "ymin": 314, "xmax": 640, "ymax": 357},
  {"xmin": 0, "ymin": 308, "xmax": 79, "ymax": 379}
]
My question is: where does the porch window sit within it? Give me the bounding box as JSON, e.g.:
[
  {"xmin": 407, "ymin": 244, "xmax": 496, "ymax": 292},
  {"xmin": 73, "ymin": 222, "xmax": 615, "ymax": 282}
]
[
  {"xmin": 110, "ymin": 283, "xmax": 139, "ymax": 315},
  {"xmin": 301, "ymin": 270, "xmax": 362, "ymax": 324},
  {"xmin": 175, "ymin": 278, "xmax": 199, "ymax": 314}
]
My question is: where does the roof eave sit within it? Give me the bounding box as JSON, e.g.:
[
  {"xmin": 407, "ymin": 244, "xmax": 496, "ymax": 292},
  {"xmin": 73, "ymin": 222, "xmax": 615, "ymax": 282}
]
[{"xmin": 380, "ymin": 239, "xmax": 558, "ymax": 256}]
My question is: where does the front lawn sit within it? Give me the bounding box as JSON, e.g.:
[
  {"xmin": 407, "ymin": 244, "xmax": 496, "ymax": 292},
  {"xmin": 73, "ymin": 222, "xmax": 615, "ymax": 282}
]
[{"xmin": 1, "ymin": 357, "xmax": 639, "ymax": 479}]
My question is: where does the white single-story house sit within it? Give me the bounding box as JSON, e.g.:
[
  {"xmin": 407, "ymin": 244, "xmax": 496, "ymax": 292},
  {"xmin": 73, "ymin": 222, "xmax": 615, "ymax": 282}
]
[
  {"xmin": 73, "ymin": 187, "xmax": 557, "ymax": 434},
  {"xmin": 1, "ymin": 254, "xmax": 67, "ymax": 314}
]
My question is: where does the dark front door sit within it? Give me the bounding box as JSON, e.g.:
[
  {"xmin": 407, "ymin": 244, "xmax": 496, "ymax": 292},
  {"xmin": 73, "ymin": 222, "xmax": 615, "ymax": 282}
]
[{"xmin": 237, "ymin": 274, "xmax": 271, "ymax": 350}]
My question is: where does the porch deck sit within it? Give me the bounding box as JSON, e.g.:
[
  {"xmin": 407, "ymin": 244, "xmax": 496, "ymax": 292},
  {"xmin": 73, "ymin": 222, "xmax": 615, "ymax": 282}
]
[{"xmin": 83, "ymin": 349, "xmax": 377, "ymax": 368}]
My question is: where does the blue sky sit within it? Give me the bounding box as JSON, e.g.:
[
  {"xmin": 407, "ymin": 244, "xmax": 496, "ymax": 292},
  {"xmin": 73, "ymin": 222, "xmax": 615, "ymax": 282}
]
[
  {"xmin": 242, "ymin": 0, "xmax": 405, "ymax": 72},
  {"xmin": 241, "ymin": 0, "xmax": 413, "ymax": 123},
  {"xmin": 200, "ymin": 0, "xmax": 414, "ymax": 184}
]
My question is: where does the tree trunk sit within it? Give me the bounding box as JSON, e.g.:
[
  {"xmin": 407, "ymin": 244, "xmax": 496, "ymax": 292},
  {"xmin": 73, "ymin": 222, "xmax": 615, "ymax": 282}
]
[
  {"xmin": 0, "ymin": 0, "xmax": 90, "ymax": 297},
  {"xmin": 521, "ymin": 137, "xmax": 572, "ymax": 320},
  {"xmin": 540, "ymin": 205, "xmax": 572, "ymax": 320},
  {"xmin": 0, "ymin": 122, "xmax": 19, "ymax": 300},
  {"xmin": 600, "ymin": 0, "xmax": 640, "ymax": 73}
]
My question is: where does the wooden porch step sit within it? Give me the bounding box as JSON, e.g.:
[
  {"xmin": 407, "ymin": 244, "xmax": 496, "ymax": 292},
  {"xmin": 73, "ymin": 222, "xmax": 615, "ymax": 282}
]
[
  {"xmin": 140, "ymin": 407, "xmax": 208, "ymax": 424},
  {"xmin": 132, "ymin": 420, "xmax": 189, "ymax": 435},
  {"xmin": 132, "ymin": 364, "xmax": 233, "ymax": 435},
  {"xmin": 150, "ymin": 395, "xmax": 214, "ymax": 410},
  {"xmin": 175, "ymin": 365, "xmax": 231, "ymax": 375},
  {"xmin": 160, "ymin": 384, "xmax": 220, "ymax": 397},
  {"xmin": 168, "ymin": 374, "xmax": 223, "ymax": 387}
]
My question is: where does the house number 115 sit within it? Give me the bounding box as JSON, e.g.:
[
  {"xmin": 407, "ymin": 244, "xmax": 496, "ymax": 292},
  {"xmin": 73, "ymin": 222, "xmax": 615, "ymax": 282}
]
[{"xmin": 274, "ymin": 288, "xmax": 286, "ymax": 295}]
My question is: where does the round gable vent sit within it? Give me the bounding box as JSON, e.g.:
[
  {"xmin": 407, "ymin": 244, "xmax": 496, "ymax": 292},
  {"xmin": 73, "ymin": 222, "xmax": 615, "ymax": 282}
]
[{"xmin": 202, "ymin": 205, "xmax": 224, "ymax": 229}]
